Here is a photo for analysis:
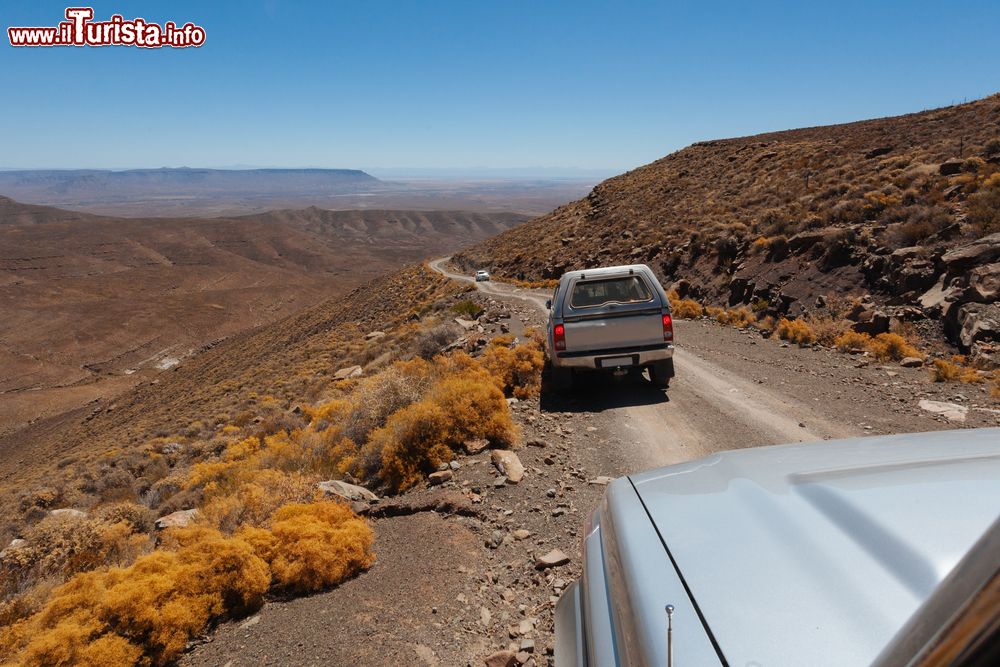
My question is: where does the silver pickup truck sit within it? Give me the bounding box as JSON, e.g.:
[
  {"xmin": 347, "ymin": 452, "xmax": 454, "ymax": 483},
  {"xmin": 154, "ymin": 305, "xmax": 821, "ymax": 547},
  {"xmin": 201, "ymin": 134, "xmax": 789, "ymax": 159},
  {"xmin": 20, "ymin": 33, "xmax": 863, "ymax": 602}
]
[
  {"xmin": 555, "ymin": 428, "xmax": 1000, "ymax": 667},
  {"xmin": 545, "ymin": 264, "xmax": 674, "ymax": 389}
]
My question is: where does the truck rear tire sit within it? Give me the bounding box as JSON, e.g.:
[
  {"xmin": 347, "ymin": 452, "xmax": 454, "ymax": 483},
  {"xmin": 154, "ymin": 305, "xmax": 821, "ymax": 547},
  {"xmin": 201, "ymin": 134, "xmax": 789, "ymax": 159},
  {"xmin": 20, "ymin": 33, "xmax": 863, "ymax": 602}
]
[{"xmin": 649, "ymin": 360, "xmax": 673, "ymax": 388}]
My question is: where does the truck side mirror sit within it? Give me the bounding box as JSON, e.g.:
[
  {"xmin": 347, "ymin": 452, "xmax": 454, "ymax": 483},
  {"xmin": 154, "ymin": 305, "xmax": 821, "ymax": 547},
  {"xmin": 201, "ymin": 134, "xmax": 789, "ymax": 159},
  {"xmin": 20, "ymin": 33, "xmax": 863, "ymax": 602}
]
[{"xmin": 545, "ymin": 299, "xmax": 552, "ymax": 310}]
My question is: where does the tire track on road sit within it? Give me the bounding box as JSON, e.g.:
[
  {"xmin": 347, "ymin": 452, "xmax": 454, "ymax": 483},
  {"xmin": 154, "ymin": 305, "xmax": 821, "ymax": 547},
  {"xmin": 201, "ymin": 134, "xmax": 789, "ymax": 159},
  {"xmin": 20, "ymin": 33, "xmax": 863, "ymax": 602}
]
[{"xmin": 428, "ymin": 257, "xmax": 856, "ymax": 473}]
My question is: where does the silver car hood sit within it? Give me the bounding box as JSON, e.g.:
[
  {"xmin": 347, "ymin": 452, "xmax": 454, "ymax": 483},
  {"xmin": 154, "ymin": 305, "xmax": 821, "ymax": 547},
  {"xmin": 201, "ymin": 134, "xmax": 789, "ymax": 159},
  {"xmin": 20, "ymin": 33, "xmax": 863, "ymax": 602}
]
[{"xmin": 629, "ymin": 428, "xmax": 1000, "ymax": 667}]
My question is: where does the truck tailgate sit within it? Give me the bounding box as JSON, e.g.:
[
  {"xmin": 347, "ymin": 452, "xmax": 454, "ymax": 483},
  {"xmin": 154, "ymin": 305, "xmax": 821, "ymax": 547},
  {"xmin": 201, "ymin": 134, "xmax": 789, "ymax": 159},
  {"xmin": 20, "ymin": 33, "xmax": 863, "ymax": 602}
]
[{"xmin": 564, "ymin": 308, "xmax": 663, "ymax": 352}]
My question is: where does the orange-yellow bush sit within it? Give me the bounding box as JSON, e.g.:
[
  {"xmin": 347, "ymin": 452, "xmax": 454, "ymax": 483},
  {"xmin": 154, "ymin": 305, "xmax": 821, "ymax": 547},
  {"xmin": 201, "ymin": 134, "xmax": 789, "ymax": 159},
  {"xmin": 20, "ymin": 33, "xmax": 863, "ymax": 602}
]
[
  {"xmin": 930, "ymin": 359, "xmax": 962, "ymax": 382},
  {"xmin": 929, "ymin": 358, "xmax": 985, "ymax": 384},
  {"xmin": 0, "ymin": 514, "xmax": 150, "ymax": 606},
  {"xmin": 239, "ymin": 501, "xmax": 374, "ymax": 593},
  {"xmin": 199, "ymin": 469, "xmax": 317, "ymax": 532},
  {"xmin": 667, "ymin": 290, "xmax": 704, "ymax": 319},
  {"xmin": 368, "ymin": 365, "xmax": 516, "ymax": 492},
  {"xmin": 806, "ymin": 315, "xmax": 850, "ymax": 347},
  {"xmin": 1, "ymin": 526, "xmax": 270, "ymax": 666},
  {"xmin": 868, "ymin": 333, "xmax": 922, "ymax": 362},
  {"xmin": 716, "ymin": 307, "xmax": 756, "ymax": 327},
  {"xmin": 834, "ymin": 330, "xmax": 872, "ymax": 352},
  {"xmin": 776, "ymin": 318, "xmax": 815, "ymax": 345},
  {"xmin": 480, "ymin": 338, "xmax": 545, "ymax": 399}
]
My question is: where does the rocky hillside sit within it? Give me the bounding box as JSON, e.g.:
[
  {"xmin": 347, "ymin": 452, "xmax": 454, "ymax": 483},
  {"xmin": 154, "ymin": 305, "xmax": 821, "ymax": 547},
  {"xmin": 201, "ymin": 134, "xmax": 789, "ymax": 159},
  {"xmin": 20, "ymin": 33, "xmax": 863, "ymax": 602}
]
[{"xmin": 456, "ymin": 95, "xmax": 1000, "ymax": 364}]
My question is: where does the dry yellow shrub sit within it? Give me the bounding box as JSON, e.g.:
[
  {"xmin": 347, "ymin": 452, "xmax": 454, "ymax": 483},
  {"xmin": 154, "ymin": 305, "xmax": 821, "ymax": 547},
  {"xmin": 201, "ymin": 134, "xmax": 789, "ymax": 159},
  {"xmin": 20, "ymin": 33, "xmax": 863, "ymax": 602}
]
[
  {"xmin": 200, "ymin": 469, "xmax": 316, "ymax": 532},
  {"xmin": 806, "ymin": 315, "xmax": 850, "ymax": 346},
  {"xmin": 480, "ymin": 339, "xmax": 545, "ymax": 399},
  {"xmin": 930, "ymin": 359, "xmax": 962, "ymax": 382},
  {"xmin": 776, "ymin": 318, "xmax": 815, "ymax": 345},
  {"xmin": 3, "ymin": 526, "xmax": 270, "ymax": 666},
  {"xmin": 716, "ymin": 307, "xmax": 756, "ymax": 327},
  {"xmin": 834, "ymin": 330, "xmax": 872, "ymax": 352},
  {"xmin": 371, "ymin": 366, "xmax": 516, "ymax": 491},
  {"xmin": 868, "ymin": 333, "xmax": 922, "ymax": 361},
  {"xmin": 240, "ymin": 501, "xmax": 374, "ymax": 593}
]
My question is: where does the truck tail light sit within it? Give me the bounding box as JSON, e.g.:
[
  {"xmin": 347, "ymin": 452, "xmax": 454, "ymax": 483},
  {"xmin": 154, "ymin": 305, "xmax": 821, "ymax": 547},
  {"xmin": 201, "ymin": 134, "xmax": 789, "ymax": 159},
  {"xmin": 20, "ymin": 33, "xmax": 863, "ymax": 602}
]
[
  {"xmin": 554, "ymin": 323, "xmax": 566, "ymax": 351},
  {"xmin": 662, "ymin": 314, "xmax": 674, "ymax": 342}
]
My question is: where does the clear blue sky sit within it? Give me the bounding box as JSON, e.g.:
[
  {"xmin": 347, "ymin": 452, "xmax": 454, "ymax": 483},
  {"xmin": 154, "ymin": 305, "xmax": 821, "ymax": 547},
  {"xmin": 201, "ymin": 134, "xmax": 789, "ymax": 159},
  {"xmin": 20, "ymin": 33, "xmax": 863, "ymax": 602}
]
[{"xmin": 1, "ymin": 1, "xmax": 998, "ymax": 172}]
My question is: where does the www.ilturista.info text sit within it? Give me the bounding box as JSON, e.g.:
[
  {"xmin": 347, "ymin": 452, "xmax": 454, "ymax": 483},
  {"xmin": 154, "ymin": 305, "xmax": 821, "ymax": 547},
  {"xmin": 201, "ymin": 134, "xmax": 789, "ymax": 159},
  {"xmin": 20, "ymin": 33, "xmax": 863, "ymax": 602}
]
[{"xmin": 8, "ymin": 8, "xmax": 206, "ymax": 48}]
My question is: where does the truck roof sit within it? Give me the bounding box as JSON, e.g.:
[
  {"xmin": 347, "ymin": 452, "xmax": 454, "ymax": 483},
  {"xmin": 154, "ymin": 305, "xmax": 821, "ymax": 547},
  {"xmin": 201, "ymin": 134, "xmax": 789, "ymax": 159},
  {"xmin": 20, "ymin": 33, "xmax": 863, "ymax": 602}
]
[
  {"xmin": 559, "ymin": 264, "xmax": 653, "ymax": 281},
  {"xmin": 627, "ymin": 428, "xmax": 1000, "ymax": 666}
]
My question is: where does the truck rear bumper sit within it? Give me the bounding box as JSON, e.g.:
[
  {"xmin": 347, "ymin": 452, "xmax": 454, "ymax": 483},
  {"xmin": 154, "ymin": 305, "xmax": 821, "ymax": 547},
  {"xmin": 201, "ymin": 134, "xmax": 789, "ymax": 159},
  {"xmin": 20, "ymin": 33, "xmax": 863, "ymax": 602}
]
[{"xmin": 553, "ymin": 343, "xmax": 673, "ymax": 370}]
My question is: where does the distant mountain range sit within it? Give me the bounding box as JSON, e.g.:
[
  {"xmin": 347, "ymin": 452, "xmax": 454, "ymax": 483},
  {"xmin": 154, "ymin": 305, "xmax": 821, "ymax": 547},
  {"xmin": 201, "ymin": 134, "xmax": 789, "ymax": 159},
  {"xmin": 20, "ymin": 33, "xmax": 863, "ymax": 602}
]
[{"xmin": 0, "ymin": 167, "xmax": 378, "ymax": 205}]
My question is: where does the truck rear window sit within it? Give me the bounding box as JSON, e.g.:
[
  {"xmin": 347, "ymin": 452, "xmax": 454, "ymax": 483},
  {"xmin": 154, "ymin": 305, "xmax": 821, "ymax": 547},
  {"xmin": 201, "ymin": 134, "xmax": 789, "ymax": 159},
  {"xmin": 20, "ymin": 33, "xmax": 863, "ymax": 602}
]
[{"xmin": 570, "ymin": 276, "xmax": 653, "ymax": 308}]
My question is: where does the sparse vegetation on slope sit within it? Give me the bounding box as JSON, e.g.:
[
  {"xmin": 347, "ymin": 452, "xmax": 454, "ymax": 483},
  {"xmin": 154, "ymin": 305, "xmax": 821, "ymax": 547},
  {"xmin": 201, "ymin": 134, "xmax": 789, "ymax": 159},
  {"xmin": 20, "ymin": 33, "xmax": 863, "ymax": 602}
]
[
  {"xmin": 0, "ymin": 266, "xmax": 547, "ymax": 665},
  {"xmin": 455, "ymin": 94, "xmax": 1000, "ymax": 368}
]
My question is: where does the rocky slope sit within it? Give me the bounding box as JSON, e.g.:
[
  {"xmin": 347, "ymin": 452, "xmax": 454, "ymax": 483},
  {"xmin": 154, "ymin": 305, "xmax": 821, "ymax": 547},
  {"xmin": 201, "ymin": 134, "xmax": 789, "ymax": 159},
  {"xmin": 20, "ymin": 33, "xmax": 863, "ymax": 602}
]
[{"xmin": 455, "ymin": 94, "xmax": 1000, "ymax": 364}]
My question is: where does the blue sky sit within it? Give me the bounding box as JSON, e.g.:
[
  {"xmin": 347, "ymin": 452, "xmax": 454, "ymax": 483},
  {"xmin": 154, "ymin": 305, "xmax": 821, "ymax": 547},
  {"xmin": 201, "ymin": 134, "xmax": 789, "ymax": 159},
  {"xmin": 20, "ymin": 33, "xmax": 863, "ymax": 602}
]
[{"xmin": 1, "ymin": 1, "xmax": 998, "ymax": 172}]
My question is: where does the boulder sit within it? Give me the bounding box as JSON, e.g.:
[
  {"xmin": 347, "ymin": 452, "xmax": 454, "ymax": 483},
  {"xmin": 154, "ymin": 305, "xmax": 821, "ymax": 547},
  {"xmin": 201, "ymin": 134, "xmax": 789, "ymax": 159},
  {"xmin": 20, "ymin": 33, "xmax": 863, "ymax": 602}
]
[
  {"xmin": 940, "ymin": 233, "xmax": 1000, "ymax": 273},
  {"xmin": 939, "ymin": 158, "xmax": 964, "ymax": 175},
  {"xmin": 484, "ymin": 651, "xmax": 517, "ymax": 667},
  {"xmin": 897, "ymin": 259, "xmax": 939, "ymax": 293},
  {"xmin": 49, "ymin": 508, "xmax": 86, "ymax": 520},
  {"xmin": 454, "ymin": 317, "xmax": 478, "ymax": 330},
  {"xmin": 865, "ymin": 146, "xmax": 894, "ymax": 159},
  {"xmin": 918, "ymin": 276, "xmax": 962, "ymax": 318},
  {"xmin": 428, "ymin": 470, "xmax": 453, "ymax": 486},
  {"xmin": 317, "ymin": 479, "xmax": 378, "ymax": 503},
  {"xmin": 899, "ymin": 357, "xmax": 924, "ymax": 368},
  {"xmin": 333, "ymin": 365, "xmax": 363, "ymax": 381},
  {"xmin": 365, "ymin": 331, "xmax": 386, "ymax": 340},
  {"xmin": 970, "ymin": 340, "xmax": 1000, "ymax": 367},
  {"xmin": 918, "ymin": 400, "xmax": 967, "ymax": 422},
  {"xmin": 851, "ymin": 310, "xmax": 890, "ymax": 335},
  {"xmin": 491, "ymin": 450, "xmax": 525, "ymax": 484},
  {"xmin": 968, "ymin": 263, "xmax": 1000, "ymax": 302},
  {"xmin": 462, "ymin": 438, "xmax": 489, "ymax": 454},
  {"xmin": 788, "ymin": 229, "xmax": 832, "ymax": 252},
  {"xmin": 154, "ymin": 509, "xmax": 200, "ymax": 530},
  {"xmin": 534, "ymin": 549, "xmax": 570, "ymax": 570},
  {"xmin": 957, "ymin": 303, "xmax": 1000, "ymax": 348}
]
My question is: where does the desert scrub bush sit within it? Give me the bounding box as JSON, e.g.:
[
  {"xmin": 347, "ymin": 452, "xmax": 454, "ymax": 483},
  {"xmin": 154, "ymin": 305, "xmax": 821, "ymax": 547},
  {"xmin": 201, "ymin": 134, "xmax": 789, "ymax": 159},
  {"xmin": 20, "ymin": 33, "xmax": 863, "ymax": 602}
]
[
  {"xmin": 667, "ymin": 290, "xmax": 703, "ymax": 319},
  {"xmin": 451, "ymin": 300, "xmax": 483, "ymax": 319},
  {"xmin": 0, "ymin": 525, "xmax": 271, "ymax": 666},
  {"xmin": 239, "ymin": 501, "xmax": 374, "ymax": 593},
  {"xmin": 806, "ymin": 315, "xmax": 850, "ymax": 347},
  {"xmin": 930, "ymin": 359, "xmax": 962, "ymax": 382},
  {"xmin": 715, "ymin": 307, "xmax": 756, "ymax": 328},
  {"xmin": 929, "ymin": 358, "xmax": 984, "ymax": 384},
  {"xmin": 968, "ymin": 173, "xmax": 1000, "ymax": 234},
  {"xmin": 368, "ymin": 363, "xmax": 516, "ymax": 492},
  {"xmin": 834, "ymin": 331, "xmax": 872, "ymax": 352},
  {"xmin": 868, "ymin": 333, "xmax": 922, "ymax": 362},
  {"xmin": 776, "ymin": 318, "xmax": 815, "ymax": 346},
  {"xmin": 413, "ymin": 323, "xmax": 461, "ymax": 359},
  {"xmin": 340, "ymin": 359, "xmax": 432, "ymax": 444},
  {"xmin": 199, "ymin": 469, "xmax": 317, "ymax": 532},
  {"xmin": 480, "ymin": 337, "xmax": 545, "ymax": 399},
  {"xmin": 0, "ymin": 513, "xmax": 151, "ymax": 605}
]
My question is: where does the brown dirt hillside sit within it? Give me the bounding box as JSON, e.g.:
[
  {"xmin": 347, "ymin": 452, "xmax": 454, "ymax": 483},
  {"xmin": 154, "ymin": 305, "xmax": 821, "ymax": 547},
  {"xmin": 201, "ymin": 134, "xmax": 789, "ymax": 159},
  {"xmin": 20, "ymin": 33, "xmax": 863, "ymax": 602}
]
[
  {"xmin": 455, "ymin": 94, "xmax": 1000, "ymax": 362},
  {"xmin": 0, "ymin": 199, "xmax": 525, "ymax": 438},
  {"xmin": 0, "ymin": 263, "xmax": 466, "ymax": 543}
]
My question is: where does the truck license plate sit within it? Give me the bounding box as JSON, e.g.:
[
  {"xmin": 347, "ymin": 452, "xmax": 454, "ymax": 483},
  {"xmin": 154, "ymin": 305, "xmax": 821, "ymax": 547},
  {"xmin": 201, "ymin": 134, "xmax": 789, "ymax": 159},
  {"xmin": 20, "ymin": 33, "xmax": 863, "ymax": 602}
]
[{"xmin": 602, "ymin": 356, "xmax": 634, "ymax": 368}]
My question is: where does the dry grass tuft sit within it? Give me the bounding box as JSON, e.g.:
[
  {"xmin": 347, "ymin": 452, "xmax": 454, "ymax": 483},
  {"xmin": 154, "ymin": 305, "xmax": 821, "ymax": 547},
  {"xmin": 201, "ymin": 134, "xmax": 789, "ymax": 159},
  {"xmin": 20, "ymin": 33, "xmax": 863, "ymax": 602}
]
[{"xmin": 776, "ymin": 318, "xmax": 815, "ymax": 346}]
